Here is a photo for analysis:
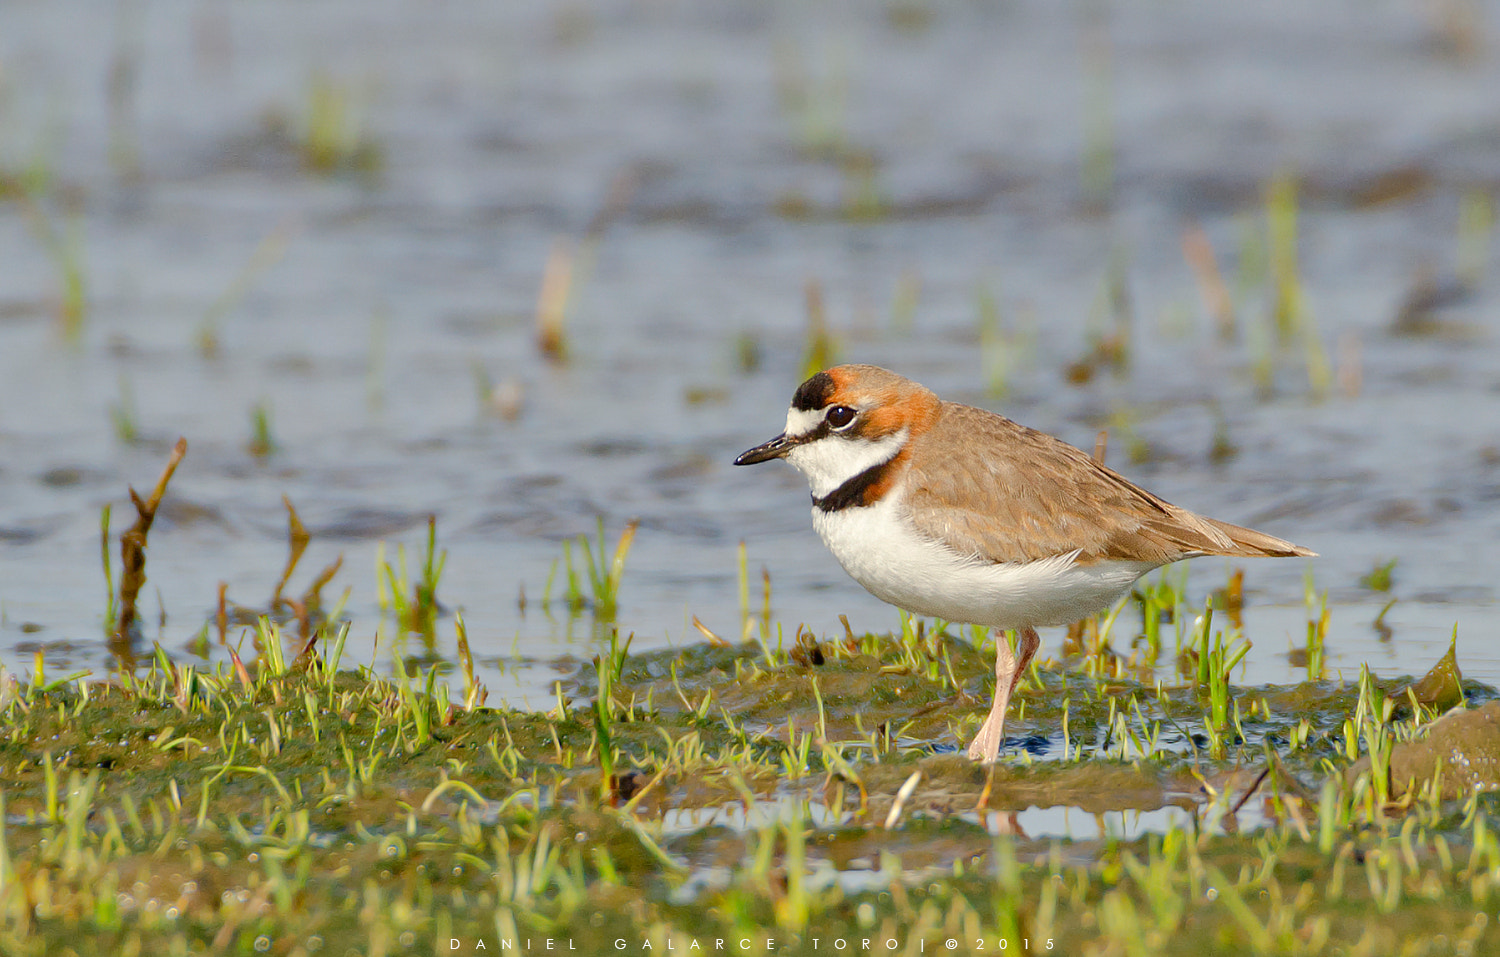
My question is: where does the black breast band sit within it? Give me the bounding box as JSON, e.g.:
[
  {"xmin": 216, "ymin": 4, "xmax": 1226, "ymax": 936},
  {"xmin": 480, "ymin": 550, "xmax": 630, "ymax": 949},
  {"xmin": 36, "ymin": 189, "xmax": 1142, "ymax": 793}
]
[{"xmin": 812, "ymin": 458, "xmax": 892, "ymax": 512}]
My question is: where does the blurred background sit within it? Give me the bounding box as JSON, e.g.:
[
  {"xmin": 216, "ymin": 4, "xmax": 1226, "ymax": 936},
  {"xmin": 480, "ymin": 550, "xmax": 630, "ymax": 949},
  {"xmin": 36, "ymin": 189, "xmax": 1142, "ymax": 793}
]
[{"xmin": 1, "ymin": 0, "xmax": 1498, "ymax": 703}]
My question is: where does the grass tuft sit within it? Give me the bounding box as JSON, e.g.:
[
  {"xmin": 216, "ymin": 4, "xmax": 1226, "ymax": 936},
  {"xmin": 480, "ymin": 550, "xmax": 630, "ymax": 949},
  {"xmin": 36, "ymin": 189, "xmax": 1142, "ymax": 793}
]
[{"xmin": 379, "ymin": 515, "xmax": 448, "ymax": 637}]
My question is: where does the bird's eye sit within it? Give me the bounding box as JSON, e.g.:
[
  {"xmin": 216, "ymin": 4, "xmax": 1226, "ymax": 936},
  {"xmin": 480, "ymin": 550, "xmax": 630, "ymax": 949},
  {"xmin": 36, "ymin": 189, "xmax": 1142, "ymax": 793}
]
[{"xmin": 826, "ymin": 405, "xmax": 857, "ymax": 430}]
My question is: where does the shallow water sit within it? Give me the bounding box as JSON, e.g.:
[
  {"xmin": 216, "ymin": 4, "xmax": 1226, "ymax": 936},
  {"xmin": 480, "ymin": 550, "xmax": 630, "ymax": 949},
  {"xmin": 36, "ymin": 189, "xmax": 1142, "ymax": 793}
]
[{"xmin": 2, "ymin": 1, "xmax": 1500, "ymax": 707}]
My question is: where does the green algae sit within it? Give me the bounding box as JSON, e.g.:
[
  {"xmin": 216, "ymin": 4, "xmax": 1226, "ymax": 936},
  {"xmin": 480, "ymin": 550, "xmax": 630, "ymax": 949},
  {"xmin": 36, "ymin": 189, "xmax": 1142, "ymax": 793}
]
[
  {"xmin": 1, "ymin": 622, "xmax": 1499, "ymax": 954},
  {"xmin": 1411, "ymin": 637, "xmax": 1466, "ymax": 713}
]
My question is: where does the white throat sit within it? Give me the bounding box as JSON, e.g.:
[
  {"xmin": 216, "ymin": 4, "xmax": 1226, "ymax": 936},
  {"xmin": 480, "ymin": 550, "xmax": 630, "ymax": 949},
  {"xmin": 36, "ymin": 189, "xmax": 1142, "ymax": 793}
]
[{"xmin": 785, "ymin": 425, "xmax": 908, "ymax": 499}]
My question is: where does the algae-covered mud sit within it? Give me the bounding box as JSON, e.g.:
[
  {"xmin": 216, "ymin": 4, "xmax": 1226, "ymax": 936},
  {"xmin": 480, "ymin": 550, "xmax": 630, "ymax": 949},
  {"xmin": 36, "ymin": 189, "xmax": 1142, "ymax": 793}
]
[{"xmin": 2, "ymin": 619, "xmax": 1500, "ymax": 955}]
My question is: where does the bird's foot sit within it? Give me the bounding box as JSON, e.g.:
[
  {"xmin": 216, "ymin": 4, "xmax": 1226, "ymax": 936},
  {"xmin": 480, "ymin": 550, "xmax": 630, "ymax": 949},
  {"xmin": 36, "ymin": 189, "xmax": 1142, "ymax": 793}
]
[{"xmin": 966, "ymin": 626, "xmax": 1041, "ymax": 764}]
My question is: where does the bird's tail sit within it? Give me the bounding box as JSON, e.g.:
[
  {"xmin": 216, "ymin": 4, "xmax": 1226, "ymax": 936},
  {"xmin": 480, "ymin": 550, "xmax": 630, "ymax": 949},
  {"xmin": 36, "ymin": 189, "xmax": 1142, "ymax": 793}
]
[{"xmin": 1203, "ymin": 517, "xmax": 1317, "ymax": 558}]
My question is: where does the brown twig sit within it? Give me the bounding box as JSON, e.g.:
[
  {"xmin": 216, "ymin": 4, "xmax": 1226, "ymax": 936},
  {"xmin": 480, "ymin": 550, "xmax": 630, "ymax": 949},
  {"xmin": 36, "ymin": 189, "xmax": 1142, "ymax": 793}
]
[
  {"xmin": 1229, "ymin": 765, "xmax": 1273, "ymax": 817},
  {"xmin": 116, "ymin": 438, "xmax": 187, "ymax": 635},
  {"xmin": 535, "ymin": 240, "xmax": 573, "ymax": 362},
  {"xmin": 301, "ymin": 556, "xmax": 344, "ymax": 611},
  {"xmin": 215, "ymin": 582, "xmax": 229, "ymax": 644},
  {"xmin": 1182, "ymin": 223, "xmax": 1236, "ymax": 340},
  {"xmin": 270, "ymin": 495, "xmax": 309, "ymax": 609}
]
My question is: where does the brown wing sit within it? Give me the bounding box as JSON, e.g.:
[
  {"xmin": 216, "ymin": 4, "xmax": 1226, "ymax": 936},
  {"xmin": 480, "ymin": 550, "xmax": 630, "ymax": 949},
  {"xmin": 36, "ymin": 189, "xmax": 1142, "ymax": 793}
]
[{"xmin": 902, "ymin": 403, "xmax": 1314, "ymax": 566}]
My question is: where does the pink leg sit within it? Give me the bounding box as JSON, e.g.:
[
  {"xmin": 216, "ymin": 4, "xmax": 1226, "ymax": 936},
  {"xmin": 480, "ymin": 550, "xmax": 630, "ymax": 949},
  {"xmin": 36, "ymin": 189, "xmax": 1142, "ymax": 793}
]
[{"xmin": 967, "ymin": 626, "xmax": 1040, "ymax": 764}]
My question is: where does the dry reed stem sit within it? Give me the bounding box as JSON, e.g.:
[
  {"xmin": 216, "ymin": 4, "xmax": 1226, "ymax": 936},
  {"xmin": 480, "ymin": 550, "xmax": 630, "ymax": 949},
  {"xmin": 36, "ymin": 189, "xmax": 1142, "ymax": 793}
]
[
  {"xmin": 116, "ymin": 437, "xmax": 187, "ymax": 635},
  {"xmin": 1182, "ymin": 223, "xmax": 1236, "ymax": 340}
]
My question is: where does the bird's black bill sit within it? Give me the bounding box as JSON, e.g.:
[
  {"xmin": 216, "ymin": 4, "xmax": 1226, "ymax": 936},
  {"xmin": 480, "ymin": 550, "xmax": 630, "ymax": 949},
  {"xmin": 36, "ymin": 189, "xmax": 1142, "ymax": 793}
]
[{"xmin": 734, "ymin": 433, "xmax": 794, "ymax": 465}]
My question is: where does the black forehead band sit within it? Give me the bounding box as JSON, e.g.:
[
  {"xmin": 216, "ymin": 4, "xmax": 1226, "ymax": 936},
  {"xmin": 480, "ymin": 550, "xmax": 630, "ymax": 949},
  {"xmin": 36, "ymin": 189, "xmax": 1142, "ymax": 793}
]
[{"xmin": 791, "ymin": 371, "xmax": 835, "ymax": 411}]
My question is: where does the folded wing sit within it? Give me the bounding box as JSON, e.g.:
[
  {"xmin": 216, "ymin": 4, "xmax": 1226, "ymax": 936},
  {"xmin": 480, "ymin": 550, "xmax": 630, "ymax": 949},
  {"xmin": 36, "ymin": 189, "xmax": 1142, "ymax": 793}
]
[{"xmin": 901, "ymin": 403, "xmax": 1315, "ymax": 566}]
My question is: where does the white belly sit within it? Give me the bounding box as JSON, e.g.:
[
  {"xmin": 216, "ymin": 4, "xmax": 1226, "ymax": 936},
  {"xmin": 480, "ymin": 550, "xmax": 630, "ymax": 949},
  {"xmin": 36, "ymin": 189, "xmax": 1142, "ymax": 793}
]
[{"xmin": 811, "ymin": 497, "xmax": 1157, "ymax": 630}]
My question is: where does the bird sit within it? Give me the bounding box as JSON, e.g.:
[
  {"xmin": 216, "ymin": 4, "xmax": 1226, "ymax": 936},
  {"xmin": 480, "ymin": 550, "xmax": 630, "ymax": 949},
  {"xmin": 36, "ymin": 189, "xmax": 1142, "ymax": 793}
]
[{"xmin": 734, "ymin": 364, "xmax": 1315, "ymax": 764}]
